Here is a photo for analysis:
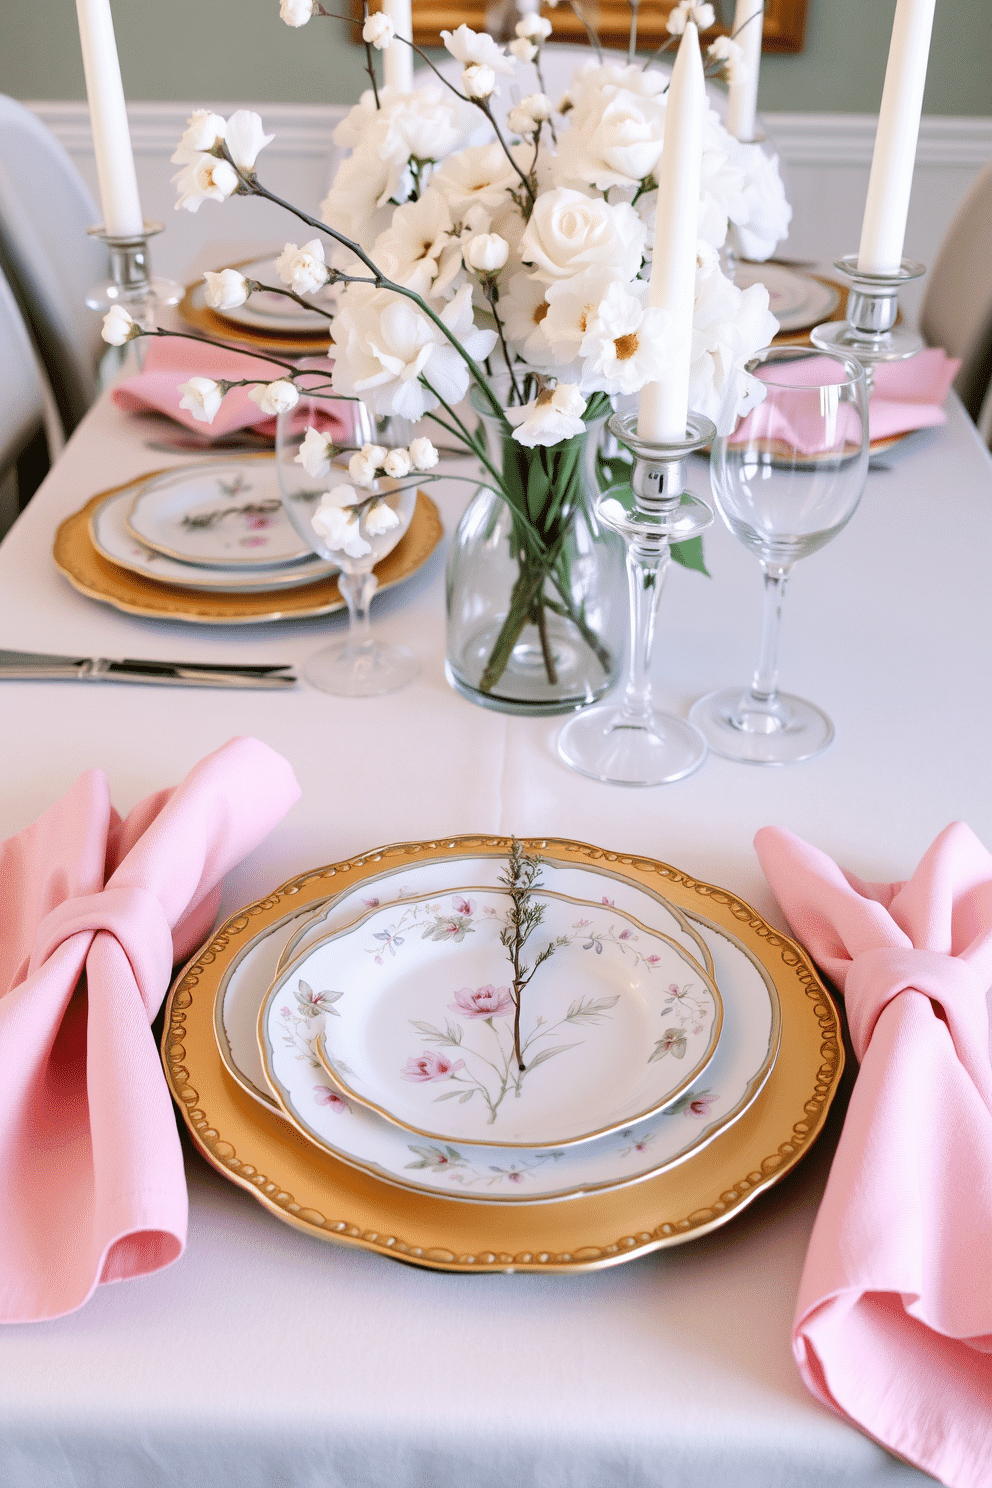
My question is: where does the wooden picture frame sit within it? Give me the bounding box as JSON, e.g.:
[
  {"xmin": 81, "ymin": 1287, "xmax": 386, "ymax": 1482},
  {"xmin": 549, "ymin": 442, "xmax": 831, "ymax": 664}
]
[{"xmin": 354, "ymin": 0, "xmax": 807, "ymax": 54}]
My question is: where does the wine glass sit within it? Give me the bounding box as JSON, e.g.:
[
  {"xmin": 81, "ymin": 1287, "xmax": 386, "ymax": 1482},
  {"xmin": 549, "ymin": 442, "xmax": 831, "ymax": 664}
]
[
  {"xmin": 689, "ymin": 345, "xmax": 869, "ymax": 765},
  {"xmin": 276, "ymin": 398, "xmax": 419, "ymax": 697}
]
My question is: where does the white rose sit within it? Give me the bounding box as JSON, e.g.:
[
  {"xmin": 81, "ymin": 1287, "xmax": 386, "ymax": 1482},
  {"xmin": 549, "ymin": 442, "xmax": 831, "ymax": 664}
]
[
  {"xmin": 408, "ymin": 436, "xmax": 439, "ymax": 470},
  {"xmin": 224, "ymin": 110, "xmax": 274, "ymax": 171},
  {"xmin": 383, "ymin": 447, "xmax": 412, "ymax": 477},
  {"xmin": 248, "ymin": 379, "xmax": 300, "ymax": 416},
  {"xmin": 508, "ymin": 383, "xmax": 587, "ymax": 447},
  {"xmin": 101, "ymin": 305, "xmax": 136, "ymax": 346},
  {"xmin": 441, "ymin": 23, "xmax": 516, "ymax": 75},
  {"xmin": 363, "ymin": 12, "xmax": 394, "ymax": 47},
  {"xmin": 203, "ymin": 268, "xmax": 249, "ymax": 310},
  {"xmin": 520, "ymin": 187, "xmax": 646, "ymax": 282},
  {"xmin": 729, "ymin": 143, "xmax": 792, "ymax": 261},
  {"xmin": 178, "ymin": 376, "xmax": 224, "ymax": 423},
  {"xmin": 173, "ymin": 154, "xmax": 239, "ymax": 213},
  {"xmin": 515, "ymin": 13, "xmax": 552, "ymax": 40},
  {"xmin": 463, "ymin": 64, "xmax": 497, "ymax": 101},
  {"xmin": 348, "ymin": 450, "xmax": 380, "ymax": 487},
  {"xmin": 364, "ymin": 499, "xmax": 401, "ymax": 536},
  {"xmin": 280, "ymin": 0, "xmax": 314, "ymax": 25},
  {"xmin": 171, "ymin": 109, "xmax": 227, "ymax": 165},
  {"xmin": 466, "ymin": 232, "xmax": 509, "ymax": 272},
  {"xmin": 508, "ymin": 37, "xmax": 537, "ymax": 63},
  {"xmin": 296, "ymin": 426, "xmax": 335, "ymax": 479},
  {"xmin": 276, "ymin": 239, "xmax": 330, "ymax": 295}
]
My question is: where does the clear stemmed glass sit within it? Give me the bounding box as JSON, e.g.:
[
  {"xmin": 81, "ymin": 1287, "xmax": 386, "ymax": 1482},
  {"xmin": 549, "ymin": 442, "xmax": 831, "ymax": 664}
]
[
  {"xmin": 689, "ymin": 345, "xmax": 869, "ymax": 764},
  {"xmin": 276, "ymin": 399, "xmax": 419, "ymax": 697}
]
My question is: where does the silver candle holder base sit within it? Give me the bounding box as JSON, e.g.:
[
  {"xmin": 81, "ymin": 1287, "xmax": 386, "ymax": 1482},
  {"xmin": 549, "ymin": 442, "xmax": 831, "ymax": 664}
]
[
  {"xmin": 557, "ymin": 411, "xmax": 714, "ymax": 787},
  {"xmin": 84, "ymin": 220, "xmax": 183, "ymax": 332},
  {"xmin": 810, "ymin": 254, "xmax": 926, "ymax": 395}
]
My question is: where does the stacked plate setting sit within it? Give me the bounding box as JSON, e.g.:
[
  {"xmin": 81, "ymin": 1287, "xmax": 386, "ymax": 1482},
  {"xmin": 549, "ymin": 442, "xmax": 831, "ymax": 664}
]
[
  {"xmin": 215, "ymin": 848, "xmax": 788, "ymax": 1208},
  {"xmin": 181, "ymin": 255, "xmax": 334, "ymax": 356}
]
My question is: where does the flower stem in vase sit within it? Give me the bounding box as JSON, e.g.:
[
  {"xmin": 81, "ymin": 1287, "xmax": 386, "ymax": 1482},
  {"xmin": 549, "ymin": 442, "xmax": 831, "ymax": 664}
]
[{"xmin": 498, "ymin": 840, "xmax": 566, "ymax": 1070}]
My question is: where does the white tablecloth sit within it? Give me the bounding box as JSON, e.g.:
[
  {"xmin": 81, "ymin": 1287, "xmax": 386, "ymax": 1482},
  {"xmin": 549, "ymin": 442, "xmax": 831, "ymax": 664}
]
[{"xmin": 3, "ymin": 385, "xmax": 986, "ymax": 1486}]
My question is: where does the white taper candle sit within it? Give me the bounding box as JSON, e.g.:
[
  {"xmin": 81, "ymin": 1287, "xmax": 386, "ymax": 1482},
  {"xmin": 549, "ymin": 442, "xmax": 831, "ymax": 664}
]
[
  {"xmin": 383, "ymin": 0, "xmax": 414, "ymax": 92},
  {"xmin": 725, "ymin": 0, "xmax": 764, "ymax": 143},
  {"xmin": 75, "ymin": 0, "xmax": 144, "ymax": 238},
  {"xmin": 638, "ymin": 21, "xmax": 705, "ymax": 443},
  {"xmin": 857, "ymin": 0, "xmax": 937, "ymax": 274}
]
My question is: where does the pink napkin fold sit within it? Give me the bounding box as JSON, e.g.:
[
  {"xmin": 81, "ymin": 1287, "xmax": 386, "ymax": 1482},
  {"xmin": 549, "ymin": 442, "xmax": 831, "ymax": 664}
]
[
  {"xmin": 112, "ymin": 338, "xmax": 346, "ymax": 441},
  {"xmin": 754, "ymin": 823, "xmax": 992, "ymax": 1488},
  {"xmin": 738, "ymin": 348, "xmax": 961, "ymax": 454},
  {"xmin": 0, "ymin": 737, "xmax": 300, "ymax": 1323}
]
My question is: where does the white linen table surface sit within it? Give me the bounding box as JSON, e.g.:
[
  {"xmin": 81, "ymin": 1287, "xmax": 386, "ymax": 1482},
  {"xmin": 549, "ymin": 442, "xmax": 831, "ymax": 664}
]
[{"xmin": 2, "ymin": 384, "xmax": 986, "ymax": 1487}]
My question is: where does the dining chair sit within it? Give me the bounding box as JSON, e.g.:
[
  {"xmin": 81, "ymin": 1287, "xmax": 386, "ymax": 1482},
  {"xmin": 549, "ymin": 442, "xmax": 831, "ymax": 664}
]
[
  {"xmin": 919, "ymin": 157, "xmax": 992, "ymax": 423},
  {"xmin": 0, "ymin": 95, "xmax": 108, "ymax": 441},
  {"xmin": 0, "ymin": 263, "xmax": 48, "ymax": 537}
]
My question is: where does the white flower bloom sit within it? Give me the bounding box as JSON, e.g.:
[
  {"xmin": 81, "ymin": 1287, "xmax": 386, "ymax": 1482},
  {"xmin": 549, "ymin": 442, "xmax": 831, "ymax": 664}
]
[
  {"xmin": 515, "ymin": 13, "xmax": 552, "ymax": 40},
  {"xmin": 578, "ymin": 280, "xmax": 676, "ymax": 395},
  {"xmin": 171, "ymin": 109, "xmax": 227, "ymax": 164},
  {"xmin": 707, "ymin": 34, "xmax": 744, "ymax": 83},
  {"xmin": 348, "ymin": 450, "xmax": 380, "ymax": 487},
  {"xmin": 508, "ymin": 37, "xmax": 537, "ymax": 63},
  {"xmin": 508, "ymin": 383, "xmax": 587, "ymax": 447},
  {"xmin": 280, "ymin": 0, "xmax": 314, "ymax": 25},
  {"xmin": 689, "ymin": 256, "xmax": 779, "ymax": 431},
  {"xmin": 431, "ymin": 144, "xmax": 519, "ymax": 216},
  {"xmin": 508, "ymin": 92, "xmax": 552, "ymax": 136},
  {"xmin": 275, "ymin": 239, "xmax": 330, "ymax": 295},
  {"xmin": 466, "ymin": 232, "xmax": 509, "ymax": 272},
  {"xmin": 173, "ymin": 154, "xmax": 240, "ymax": 212},
  {"xmin": 101, "ymin": 305, "xmax": 136, "ymax": 346},
  {"xmin": 371, "ymin": 188, "xmax": 454, "ymax": 296},
  {"xmin": 383, "ymin": 447, "xmax": 413, "ymax": 477},
  {"xmin": 463, "ymin": 63, "xmax": 497, "ymax": 101},
  {"xmin": 441, "ymin": 24, "xmax": 516, "ymax": 76},
  {"xmin": 203, "ymin": 268, "xmax": 249, "ymax": 310},
  {"xmin": 248, "ymin": 379, "xmax": 300, "ymax": 416},
  {"xmin": 329, "ymin": 281, "xmax": 497, "ymax": 421},
  {"xmin": 362, "ymin": 442, "xmax": 389, "ymax": 466},
  {"xmin": 363, "ymin": 11, "xmax": 394, "ymax": 46},
  {"xmin": 408, "ymin": 436, "xmax": 439, "ymax": 470},
  {"xmin": 542, "ymin": 265, "xmax": 625, "ymax": 365},
  {"xmin": 364, "ymin": 499, "xmax": 400, "ymax": 536},
  {"xmin": 296, "ymin": 426, "xmax": 336, "ymax": 479},
  {"xmin": 729, "ymin": 142, "xmax": 793, "ymax": 261},
  {"xmin": 520, "ymin": 187, "xmax": 646, "ymax": 283},
  {"xmin": 225, "ymin": 110, "xmax": 274, "ymax": 171},
  {"xmin": 667, "ymin": 2, "xmax": 714, "ymax": 35},
  {"xmin": 178, "ymin": 376, "xmax": 224, "ymax": 423},
  {"xmin": 501, "ymin": 271, "xmax": 556, "ymax": 369},
  {"xmin": 312, "ymin": 493, "xmax": 372, "ymax": 559},
  {"xmin": 554, "ymin": 72, "xmax": 667, "ymax": 191}
]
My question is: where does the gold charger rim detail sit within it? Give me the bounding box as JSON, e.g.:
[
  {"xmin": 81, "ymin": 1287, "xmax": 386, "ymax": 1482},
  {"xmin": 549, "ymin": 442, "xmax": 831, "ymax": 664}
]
[
  {"xmin": 162, "ymin": 835, "xmax": 844, "ymax": 1273},
  {"xmin": 54, "ymin": 476, "xmax": 443, "ymax": 625}
]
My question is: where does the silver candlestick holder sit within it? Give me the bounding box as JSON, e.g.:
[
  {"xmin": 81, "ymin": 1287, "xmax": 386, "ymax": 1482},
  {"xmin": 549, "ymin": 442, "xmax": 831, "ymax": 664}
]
[
  {"xmin": 557, "ymin": 410, "xmax": 714, "ymax": 787},
  {"xmin": 810, "ymin": 254, "xmax": 926, "ymax": 395},
  {"xmin": 84, "ymin": 220, "xmax": 183, "ymax": 332}
]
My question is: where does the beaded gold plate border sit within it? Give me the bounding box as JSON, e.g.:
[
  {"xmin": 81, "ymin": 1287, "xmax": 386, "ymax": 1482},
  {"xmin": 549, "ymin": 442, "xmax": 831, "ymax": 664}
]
[
  {"xmin": 162, "ymin": 836, "xmax": 843, "ymax": 1274},
  {"xmin": 53, "ymin": 477, "xmax": 442, "ymax": 625}
]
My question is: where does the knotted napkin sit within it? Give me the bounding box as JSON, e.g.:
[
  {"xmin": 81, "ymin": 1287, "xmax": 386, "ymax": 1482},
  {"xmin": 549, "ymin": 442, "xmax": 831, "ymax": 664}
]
[
  {"xmin": 754, "ymin": 822, "xmax": 992, "ymax": 1488},
  {"xmin": 0, "ymin": 737, "xmax": 300, "ymax": 1323}
]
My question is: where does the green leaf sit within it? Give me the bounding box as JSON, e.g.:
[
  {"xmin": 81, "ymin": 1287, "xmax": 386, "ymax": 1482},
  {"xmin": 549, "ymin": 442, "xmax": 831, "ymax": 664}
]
[{"xmin": 670, "ymin": 537, "xmax": 709, "ymax": 576}]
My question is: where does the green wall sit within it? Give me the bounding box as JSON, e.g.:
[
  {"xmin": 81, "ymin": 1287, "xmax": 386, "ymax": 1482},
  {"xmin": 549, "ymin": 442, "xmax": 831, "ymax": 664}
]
[{"xmin": 2, "ymin": 0, "xmax": 990, "ymax": 114}]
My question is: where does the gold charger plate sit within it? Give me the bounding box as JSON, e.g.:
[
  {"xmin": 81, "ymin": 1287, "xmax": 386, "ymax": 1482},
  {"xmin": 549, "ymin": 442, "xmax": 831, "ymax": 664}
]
[
  {"xmin": 178, "ymin": 267, "xmax": 332, "ymax": 357},
  {"xmin": 162, "ymin": 836, "xmax": 843, "ymax": 1274},
  {"xmin": 53, "ymin": 477, "xmax": 442, "ymax": 625}
]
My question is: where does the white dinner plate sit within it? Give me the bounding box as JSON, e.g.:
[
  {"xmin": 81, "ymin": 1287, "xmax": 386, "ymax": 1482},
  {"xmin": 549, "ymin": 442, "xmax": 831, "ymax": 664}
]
[
  {"xmin": 126, "ymin": 460, "xmax": 316, "ymax": 569},
  {"xmin": 212, "ymin": 257, "xmax": 336, "ymax": 334},
  {"xmin": 735, "ymin": 263, "xmax": 839, "ymax": 334},
  {"xmin": 213, "ymin": 853, "xmax": 780, "ymax": 1204},
  {"xmin": 91, "ymin": 486, "xmax": 339, "ymax": 594},
  {"xmin": 263, "ymin": 887, "xmax": 722, "ymax": 1148}
]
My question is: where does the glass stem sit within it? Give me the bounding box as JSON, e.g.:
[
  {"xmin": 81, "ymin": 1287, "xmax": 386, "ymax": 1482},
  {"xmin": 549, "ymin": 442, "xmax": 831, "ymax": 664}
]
[
  {"xmin": 747, "ymin": 561, "xmax": 792, "ymax": 714},
  {"xmin": 338, "ymin": 568, "xmax": 378, "ymax": 656},
  {"xmin": 621, "ymin": 532, "xmax": 670, "ymax": 723}
]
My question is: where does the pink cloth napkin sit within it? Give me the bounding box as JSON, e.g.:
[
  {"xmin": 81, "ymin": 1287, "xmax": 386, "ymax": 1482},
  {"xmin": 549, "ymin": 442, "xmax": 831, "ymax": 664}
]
[
  {"xmin": 0, "ymin": 736, "xmax": 300, "ymax": 1323},
  {"xmin": 737, "ymin": 348, "xmax": 961, "ymax": 454},
  {"xmin": 112, "ymin": 338, "xmax": 345, "ymax": 441},
  {"xmin": 754, "ymin": 823, "xmax": 992, "ymax": 1488}
]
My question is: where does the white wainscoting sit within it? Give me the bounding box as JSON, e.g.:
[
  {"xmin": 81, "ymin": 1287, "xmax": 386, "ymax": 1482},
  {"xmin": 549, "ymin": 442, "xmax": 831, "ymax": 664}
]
[{"xmin": 26, "ymin": 101, "xmax": 992, "ymax": 326}]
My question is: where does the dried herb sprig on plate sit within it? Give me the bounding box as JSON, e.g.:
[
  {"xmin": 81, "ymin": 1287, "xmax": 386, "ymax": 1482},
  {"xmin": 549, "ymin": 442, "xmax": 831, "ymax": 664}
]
[{"xmin": 498, "ymin": 840, "xmax": 568, "ymax": 1071}]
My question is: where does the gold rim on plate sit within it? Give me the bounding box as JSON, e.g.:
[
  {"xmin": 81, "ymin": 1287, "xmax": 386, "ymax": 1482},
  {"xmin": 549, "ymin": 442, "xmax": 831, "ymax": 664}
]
[
  {"xmin": 162, "ymin": 835, "xmax": 844, "ymax": 1273},
  {"xmin": 53, "ymin": 476, "xmax": 443, "ymax": 625}
]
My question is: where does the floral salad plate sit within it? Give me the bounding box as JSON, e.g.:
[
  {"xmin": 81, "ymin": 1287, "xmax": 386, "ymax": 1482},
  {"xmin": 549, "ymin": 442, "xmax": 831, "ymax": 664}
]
[
  {"xmin": 262, "ymin": 888, "xmax": 722, "ymax": 1148},
  {"xmin": 125, "ymin": 460, "xmax": 317, "ymax": 569},
  {"xmin": 212, "ymin": 852, "xmax": 781, "ymax": 1204}
]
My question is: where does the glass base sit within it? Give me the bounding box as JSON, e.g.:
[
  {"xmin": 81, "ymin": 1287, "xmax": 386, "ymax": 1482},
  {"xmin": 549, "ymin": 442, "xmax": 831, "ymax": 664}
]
[
  {"xmin": 446, "ymin": 617, "xmax": 615, "ymax": 717},
  {"xmin": 689, "ymin": 686, "xmax": 834, "ymax": 765},
  {"xmin": 557, "ymin": 704, "xmax": 708, "ymax": 786},
  {"xmin": 305, "ymin": 639, "xmax": 418, "ymax": 697}
]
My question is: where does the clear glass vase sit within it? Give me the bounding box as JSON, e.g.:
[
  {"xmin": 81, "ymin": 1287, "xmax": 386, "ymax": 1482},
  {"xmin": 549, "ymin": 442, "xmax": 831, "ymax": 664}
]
[{"xmin": 445, "ymin": 403, "xmax": 625, "ymax": 715}]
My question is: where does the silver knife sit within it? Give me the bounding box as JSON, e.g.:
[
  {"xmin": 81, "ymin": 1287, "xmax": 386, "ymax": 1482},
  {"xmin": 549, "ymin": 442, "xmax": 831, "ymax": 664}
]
[{"xmin": 0, "ymin": 649, "xmax": 297, "ymax": 688}]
